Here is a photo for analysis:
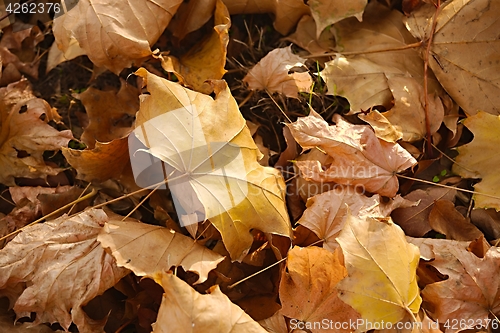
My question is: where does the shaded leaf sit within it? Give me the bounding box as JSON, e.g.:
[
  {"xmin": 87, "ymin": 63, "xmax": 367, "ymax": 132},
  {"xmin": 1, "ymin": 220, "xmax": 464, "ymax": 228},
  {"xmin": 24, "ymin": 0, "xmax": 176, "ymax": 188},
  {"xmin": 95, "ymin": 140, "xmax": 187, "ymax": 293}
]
[
  {"xmin": 429, "ymin": 200, "xmax": 483, "ymax": 241},
  {"xmin": 308, "ymin": 0, "xmax": 367, "ymax": 38}
]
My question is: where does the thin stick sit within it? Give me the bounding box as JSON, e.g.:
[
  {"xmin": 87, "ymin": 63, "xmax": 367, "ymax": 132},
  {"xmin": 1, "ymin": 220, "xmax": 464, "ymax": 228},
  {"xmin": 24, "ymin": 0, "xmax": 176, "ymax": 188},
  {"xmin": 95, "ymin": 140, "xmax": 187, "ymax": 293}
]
[
  {"xmin": 397, "ymin": 174, "xmax": 500, "ymax": 201},
  {"xmin": 228, "ymin": 257, "xmax": 287, "ymax": 289},
  {"xmin": 0, "ymin": 189, "xmax": 97, "ymax": 242},
  {"xmin": 304, "ymin": 42, "xmax": 423, "ymax": 59},
  {"xmin": 68, "ymin": 182, "xmax": 92, "ymax": 215}
]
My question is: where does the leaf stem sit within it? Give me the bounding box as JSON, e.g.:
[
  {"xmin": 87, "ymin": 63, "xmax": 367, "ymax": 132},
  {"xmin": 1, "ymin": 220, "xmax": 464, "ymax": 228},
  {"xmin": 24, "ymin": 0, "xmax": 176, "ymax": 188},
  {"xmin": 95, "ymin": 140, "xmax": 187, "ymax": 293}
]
[{"xmin": 304, "ymin": 42, "xmax": 423, "ymax": 59}]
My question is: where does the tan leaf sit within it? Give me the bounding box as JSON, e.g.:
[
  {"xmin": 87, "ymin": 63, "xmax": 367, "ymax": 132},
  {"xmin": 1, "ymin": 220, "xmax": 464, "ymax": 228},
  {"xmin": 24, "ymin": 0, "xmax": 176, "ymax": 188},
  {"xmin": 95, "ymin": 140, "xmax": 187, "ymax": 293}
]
[
  {"xmin": 405, "ymin": 0, "xmax": 500, "ymax": 115},
  {"xmin": 0, "ymin": 209, "xmax": 129, "ymax": 332},
  {"xmin": 452, "ymin": 112, "xmax": 500, "ymax": 210},
  {"xmin": 410, "ymin": 238, "xmax": 500, "ymax": 333},
  {"xmin": 132, "ymin": 68, "xmax": 291, "ymax": 260},
  {"xmin": 243, "ymin": 46, "xmax": 313, "ymax": 99},
  {"xmin": 258, "ymin": 311, "xmax": 289, "ymax": 333},
  {"xmin": 359, "ymin": 75, "xmax": 444, "ymax": 142},
  {"xmin": 53, "ymin": 0, "xmax": 183, "ymax": 74},
  {"xmin": 222, "ymin": 0, "xmax": 309, "ymax": 35},
  {"xmin": 285, "ymin": 15, "xmax": 335, "ymax": 55},
  {"xmin": 78, "ymin": 79, "xmax": 139, "ymax": 148},
  {"xmin": 63, "ymin": 138, "xmax": 130, "ymax": 183},
  {"xmin": 279, "ymin": 246, "xmax": 360, "ymax": 333},
  {"xmin": 298, "ymin": 189, "xmax": 415, "ymax": 251},
  {"xmin": 160, "ymin": 0, "xmax": 230, "ymax": 94},
  {"xmin": 321, "ymin": 2, "xmax": 442, "ymax": 114},
  {"xmin": 152, "ymin": 272, "xmax": 267, "ymax": 333},
  {"xmin": 391, "ymin": 187, "xmax": 456, "ymax": 237},
  {"xmin": 46, "ymin": 36, "xmax": 86, "ymax": 73},
  {"xmin": 0, "ymin": 79, "xmax": 73, "ymax": 186},
  {"xmin": 287, "ymin": 110, "xmax": 417, "ymax": 197},
  {"xmin": 336, "ymin": 213, "xmax": 422, "ymax": 329},
  {"xmin": 429, "ymin": 200, "xmax": 483, "ymax": 241},
  {"xmin": 98, "ymin": 219, "xmax": 224, "ymax": 284},
  {"xmin": 308, "ymin": 0, "xmax": 367, "ymax": 38},
  {"xmin": 167, "ymin": 0, "xmax": 217, "ymax": 41}
]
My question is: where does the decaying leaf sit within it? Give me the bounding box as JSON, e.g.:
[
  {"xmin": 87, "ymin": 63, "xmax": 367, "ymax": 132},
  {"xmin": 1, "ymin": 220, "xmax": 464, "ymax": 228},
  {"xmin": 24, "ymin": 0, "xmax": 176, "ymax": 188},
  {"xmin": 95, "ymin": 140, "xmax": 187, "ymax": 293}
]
[
  {"xmin": 428, "ymin": 200, "xmax": 483, "ymax": 241},
  {"xmin": 287, "ymin": 110, "xmax": 417, "ymax": 197},
  {"xmin": 161, "ymin": 0, "xmax": 230, "ymax": 94},
  {"xmin": 279, "ymin": 246, "xmax": 360, "ymax": 333},
  {"xmin": 0, "ymin": 209, "xmax": 129, "ymax": 332},
  {"xmin": 98, "ymin": 219, "xmax": 224, "ymax": 284},
  {"xmin": 77, "ymin": 79, "xmax": 139, "ymax": 148},
  {"xmin": 0, "ymin": 79, "xmax": 73, "ymax": 186},
  {"xmin": 336, "ymin": 212, "xmax": 422, "ymax": 329},
  {"xmin": 410, "ymin": 238, "xmax": 500, "ymax": 333},
  {"xmin": 452, "ymin": 111, "xmax": 500, "ymax": 210},
  {"xmin": 152, "ymin": 272, "xmax": 267, "ymax": 333},
  {"xmin": 243, "ymin": 46, "xmax": 313, "ymax": 99},
  {"xmin": 53, "ymin": 0, "xmax": 183, "ymax": 74},
  {"xmin": 308, "ymin": 0, "xmax": 367, "ymax": 38},
  {"xmin": 359, "ymin": 75, "xmax": 444, "ymax": 142},
  {"xmin": 298, "ymin": 190, "xmax": 414, "ymax": 252},
  {"xmin": 131, "ymin": 68, "xmax": 291, "ymax": 261},
  {"xmin": 391, "ymin": 187, "xmax": 456, "ymax": 237},
  {"xmin": 286, "ymin": 15, "xmax": 335, "ymax": 55},
  {"xmin": 405, "ymin": 0, "xmax": 500, "ymax": 115}
]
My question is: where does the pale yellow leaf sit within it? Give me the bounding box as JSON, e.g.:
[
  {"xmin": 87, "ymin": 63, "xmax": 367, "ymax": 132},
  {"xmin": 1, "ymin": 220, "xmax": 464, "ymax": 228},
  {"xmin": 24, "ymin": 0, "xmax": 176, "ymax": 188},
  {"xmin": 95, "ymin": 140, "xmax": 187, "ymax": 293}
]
[
  {"xmin": 308, "ymin": 0, "xmax": 367, "ymax": 38},
  {"xmin": 152, "ymin": 272, "xmax": 267, "ymax": 333},
  {"xmin": 160, "ymin": 0, "xmax": 230, "ymax": 94},
  {"xmin": 359, "ymin": 75, "xmax": 444, "ymax": 142},
  {"xmin": 452, "ymin": 111, "xmax": 500, "ymax": 210},
  {"xmin": 0, "ymin": 209, "xmax": 129, "ymax": 332},
  {"xmin": 131, "ymin": 69, "xmax": 291, "ymax": 261},
  {"xmin": 336, "ymin": 213, "xmax": 422, "ymax": 329},
  {"xmin": 98, "ymin": 219, "xmax": 224, "ymax": 284},
  {"xmin": 405, "ymin": 0, "xmax": 500, "ymax": 115}
]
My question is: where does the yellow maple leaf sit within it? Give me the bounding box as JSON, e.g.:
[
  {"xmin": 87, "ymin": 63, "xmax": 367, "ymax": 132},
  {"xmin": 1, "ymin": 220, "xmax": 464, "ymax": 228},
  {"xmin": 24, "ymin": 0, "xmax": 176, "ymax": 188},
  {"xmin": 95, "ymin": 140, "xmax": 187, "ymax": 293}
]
[
  {"xmin": 336, "ymin": 212, "xmax": 422, "ymax": 329},
  {"xmin": 130, "ymin": 68, "xmax": 291, "ymax": 261}
]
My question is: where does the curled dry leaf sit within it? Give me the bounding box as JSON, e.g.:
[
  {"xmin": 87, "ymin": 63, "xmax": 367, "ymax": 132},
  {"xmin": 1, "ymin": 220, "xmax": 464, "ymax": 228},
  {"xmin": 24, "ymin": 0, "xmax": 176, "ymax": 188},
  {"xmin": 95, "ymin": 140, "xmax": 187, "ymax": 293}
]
[
  {"xmin": 243, "ymin": 46, "xmax": 313, "ymax": 99},
  {"xmin": 336, "ymin": 212, "xmax": 422, "ymax": 329},
  {"xmin": 77, "ymin": 79, "xmax": 139, "ymax": 148},
  {"xmin": 0, "ymin": 79, "xmax": 73, "ymax": 186},
  {"xmin": 152, "ymin": 272, "xmax": 267, "ymax": 333},
  {"xmin": 279, "ymin": 246, "xmax": 361, "ymax": 333},
  {"xmin": 452, "ymin": 111, "xmax": 500, "ymax": 210},
  {"xmin": 298, "ymin": 189, "xmax": 415, "ymax": 252},
  {"xmin": 53, "ymin": 0, "xmax": 183, "ymax": 74},
  {"xmin": 287, "ymin": 110, "xmax": 417, "ymax": 197},
  {"xmin": 222, "ymin": 0, "xmax": 309, "ymax": 35},
  {"xmin": 0, "ymin": 209, "xmax": 130, "ymax": 332},
  {"xmin": 405, "ymin": 0, "xmax": 500, "ymax": 115},
  {"xmin": 359, "ymin": 75, "xmax": 444, "ymax": 142},
  {"xmin": 161, "ymin": 0, "xmax": 230, "ymax": 94},
  {"xmin": 409, "ymin": 238, "xmax": 500, "ymax": 333},
  {"xmin": 308, "ymin": 0, "xmax": 367, "ymax": 38},
  {"xmin": 63, "ymin": 138, "xmax": 130, "ymax": 184},
  {"xmin": 131, "ymin": 69, "xmax": 291, "ymax": 261},
  {"xmin": 98, "ymin": 219, "xmax": 224, "ymax": 284}
]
